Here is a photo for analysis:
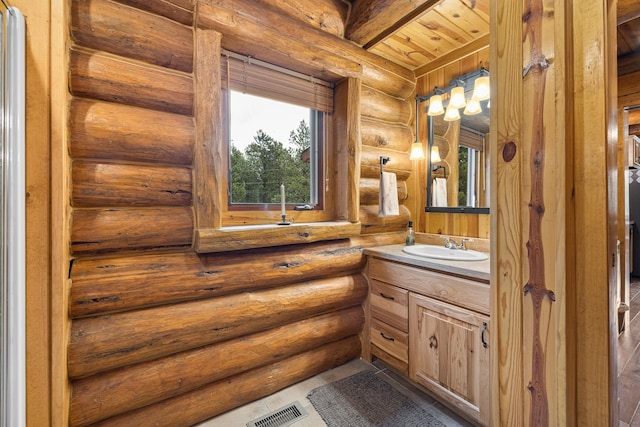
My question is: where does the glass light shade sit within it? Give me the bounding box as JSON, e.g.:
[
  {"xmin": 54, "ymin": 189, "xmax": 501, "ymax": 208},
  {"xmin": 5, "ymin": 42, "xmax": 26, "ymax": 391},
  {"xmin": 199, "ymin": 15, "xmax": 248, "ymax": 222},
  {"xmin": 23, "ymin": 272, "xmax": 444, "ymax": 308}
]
[
  {"xmin": 409, "ymin": 142, "xmax": 425, "ymax": 160},
  {"xmin": 430, "ymin": 146, "xmax": 441, "ymax": 163},
  {"xmin": 463, "ymin": 97, "xmax": 482, "ymax": 115},
  {"xmin": 472, "ymin": 76, "xmax": 490, "ymax": 101},
  {"xmin": 449, "ymin": 86, "xmax": 467, "ymax": 109},
  {"xmin": 427, "ymin": 95, "xmax": 444, "ymax": 116},
  {"xmin": 444, "ymin": 104, "xmax": 460, "ymax": 121}
]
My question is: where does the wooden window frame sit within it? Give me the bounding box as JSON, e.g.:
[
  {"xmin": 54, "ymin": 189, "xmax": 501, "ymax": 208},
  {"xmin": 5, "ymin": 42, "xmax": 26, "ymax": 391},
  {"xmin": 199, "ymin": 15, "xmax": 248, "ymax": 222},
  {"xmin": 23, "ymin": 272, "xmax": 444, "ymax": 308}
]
[{"xmin": 193, "ymin": 28, "xmax": 361, "ymax": 253}]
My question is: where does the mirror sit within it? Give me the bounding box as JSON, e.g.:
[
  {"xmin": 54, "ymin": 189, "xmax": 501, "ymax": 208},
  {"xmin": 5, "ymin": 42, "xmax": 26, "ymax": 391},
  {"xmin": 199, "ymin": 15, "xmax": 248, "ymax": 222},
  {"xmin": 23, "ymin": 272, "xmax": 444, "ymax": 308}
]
[{"xmin": 426, "ymin": 99, "xmax": 490, "ymax": 213}]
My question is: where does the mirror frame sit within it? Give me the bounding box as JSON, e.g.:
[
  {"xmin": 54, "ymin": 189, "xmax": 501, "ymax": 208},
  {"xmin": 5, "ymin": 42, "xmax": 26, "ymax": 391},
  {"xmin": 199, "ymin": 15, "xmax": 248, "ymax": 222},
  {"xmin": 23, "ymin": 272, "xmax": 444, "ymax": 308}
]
[{"xmin": 425, "ymin": 115, "xmax": 490, "ymax": 214}]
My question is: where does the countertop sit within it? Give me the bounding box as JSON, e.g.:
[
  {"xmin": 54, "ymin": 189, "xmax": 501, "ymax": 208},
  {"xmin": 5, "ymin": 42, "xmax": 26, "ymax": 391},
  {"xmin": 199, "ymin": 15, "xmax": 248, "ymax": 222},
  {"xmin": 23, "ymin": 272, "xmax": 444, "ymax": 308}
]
[{"xmin": 364, "ymin": 244, "xmax": 490, "ymax": 283}]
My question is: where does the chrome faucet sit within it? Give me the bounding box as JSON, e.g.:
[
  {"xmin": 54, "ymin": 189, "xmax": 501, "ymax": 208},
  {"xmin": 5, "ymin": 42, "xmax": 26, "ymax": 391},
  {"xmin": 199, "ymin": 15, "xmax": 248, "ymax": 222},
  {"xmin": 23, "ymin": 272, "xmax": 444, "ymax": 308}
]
[{"xmin": 442, "ymin": 236, "xmax": 474, "ymax": 250}]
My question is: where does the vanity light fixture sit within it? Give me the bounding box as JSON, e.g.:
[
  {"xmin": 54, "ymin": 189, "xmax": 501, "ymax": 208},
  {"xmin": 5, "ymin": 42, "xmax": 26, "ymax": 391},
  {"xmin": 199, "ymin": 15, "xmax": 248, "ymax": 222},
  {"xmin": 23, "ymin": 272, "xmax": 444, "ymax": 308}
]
[
  {"xmin": 463, "ymin": 97, "xmax": 482, "ymax": 115},
  {"xmin": 416, "ymin": 67, "xmax": 490, "ymax": 122},
  {"xmin": 430, "ymin": 146, "xmax": 441, "ymax": 163},
  {"xmin": 410, "ymin": 96, "xmax": 425, "ymax": 160},
  {"xmin": 427, "ymin": 93, "xmax": 444, "ymax": 116},
  {"xmin": 472, "ymin": 75, "xmax": 490, "ymax": 101},
  {"xmin": 449, "ymin": 86, "xmax": 467, "ymax": 109},
  {"xmin": 444, "ymin": 103, "xmax": 461, "ymax": 121}
]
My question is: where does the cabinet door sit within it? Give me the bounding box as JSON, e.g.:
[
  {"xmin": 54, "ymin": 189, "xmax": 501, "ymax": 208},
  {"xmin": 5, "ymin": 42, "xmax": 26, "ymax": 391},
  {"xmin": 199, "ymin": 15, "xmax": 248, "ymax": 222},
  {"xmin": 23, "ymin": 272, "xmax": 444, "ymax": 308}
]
[{"xmin": 409, "ymin": 292, "xmax": 490, "ymax": 425}]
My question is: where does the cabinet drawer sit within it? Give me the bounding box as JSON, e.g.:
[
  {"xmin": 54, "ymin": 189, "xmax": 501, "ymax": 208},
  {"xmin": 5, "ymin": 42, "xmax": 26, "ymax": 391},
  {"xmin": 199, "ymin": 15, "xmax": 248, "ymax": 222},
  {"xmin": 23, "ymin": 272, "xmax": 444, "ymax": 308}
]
[
  {"xmin": 369, "ymin": 258, "xmax": 490, "ymax": 314},
  {"xmin": 370, "ymin": 318, "xmax": 408, "ymax": 364},
  {"xmin": 370, "ymin": 280, "xmax": 408, "ymax": 332}
]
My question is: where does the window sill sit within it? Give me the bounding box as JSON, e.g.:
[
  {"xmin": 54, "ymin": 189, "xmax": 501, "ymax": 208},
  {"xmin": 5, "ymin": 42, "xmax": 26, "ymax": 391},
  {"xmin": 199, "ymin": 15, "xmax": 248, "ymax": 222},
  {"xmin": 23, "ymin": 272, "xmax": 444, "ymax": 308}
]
[{"xmin": 193, "ymin": 221, "xmax": 361, "ymax": 253}]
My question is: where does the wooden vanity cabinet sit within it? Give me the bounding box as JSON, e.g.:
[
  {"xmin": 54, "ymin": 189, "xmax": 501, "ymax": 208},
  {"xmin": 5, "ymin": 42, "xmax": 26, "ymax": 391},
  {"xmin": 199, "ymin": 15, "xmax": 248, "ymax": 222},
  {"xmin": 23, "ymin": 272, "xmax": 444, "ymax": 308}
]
[
  {"xmin": 367, "ymin": 256, "xmax": 491, "ymax": 426},
  {"xmin": 410, "ymin": 293, "xmax": 490, "ymax": 426}
]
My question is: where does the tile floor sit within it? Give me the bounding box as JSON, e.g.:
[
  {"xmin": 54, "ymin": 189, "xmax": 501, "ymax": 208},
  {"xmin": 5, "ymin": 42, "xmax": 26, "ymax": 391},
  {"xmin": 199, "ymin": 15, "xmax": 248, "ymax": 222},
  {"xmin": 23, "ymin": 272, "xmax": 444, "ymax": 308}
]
[
  {"xmin": 197, "ymin": 358, "xmax": 475, "ymax": 427},
  {"xmin": 619, "ymin": 278, "xmax": 640, "ymax": 427}
]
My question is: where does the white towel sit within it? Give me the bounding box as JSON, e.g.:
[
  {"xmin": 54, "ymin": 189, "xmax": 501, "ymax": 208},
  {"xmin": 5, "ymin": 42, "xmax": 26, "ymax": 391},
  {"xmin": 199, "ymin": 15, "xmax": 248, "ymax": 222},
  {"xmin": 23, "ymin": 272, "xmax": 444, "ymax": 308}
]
[
  {"xmin": 379, "ymin": 172, "xmax": 399, "ymax": 217},
  {"xmin": 432, "ymin": 178, "xmax": 448, "ymax": 207}
]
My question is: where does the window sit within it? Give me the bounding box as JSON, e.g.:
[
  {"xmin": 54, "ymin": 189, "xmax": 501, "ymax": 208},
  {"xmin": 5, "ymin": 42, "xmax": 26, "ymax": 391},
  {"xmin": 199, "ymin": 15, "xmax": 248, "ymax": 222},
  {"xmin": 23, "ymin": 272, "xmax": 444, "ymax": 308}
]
[
  {"xmin": 192, "ymin": 31, "xmax": 361, "ymax": 253},
  {"xmin": 221, "ymin": 51, "xmax": 333, "ymax": 224}
]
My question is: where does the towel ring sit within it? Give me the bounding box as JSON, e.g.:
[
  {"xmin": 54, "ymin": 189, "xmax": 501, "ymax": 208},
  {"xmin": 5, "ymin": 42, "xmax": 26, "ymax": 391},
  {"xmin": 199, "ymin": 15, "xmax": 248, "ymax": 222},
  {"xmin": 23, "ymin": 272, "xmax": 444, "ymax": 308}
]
[{"xmin": 433, "ymin": 164, "xmax": 447, "ymax": 178}]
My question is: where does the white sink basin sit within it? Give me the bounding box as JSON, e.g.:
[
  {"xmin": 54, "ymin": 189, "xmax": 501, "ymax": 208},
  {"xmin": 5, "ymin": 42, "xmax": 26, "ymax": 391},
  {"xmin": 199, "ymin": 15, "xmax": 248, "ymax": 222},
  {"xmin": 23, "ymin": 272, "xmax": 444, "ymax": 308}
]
[{"xmin": 402, "ymin": 244, "xmax": 489, "ymax": 261}]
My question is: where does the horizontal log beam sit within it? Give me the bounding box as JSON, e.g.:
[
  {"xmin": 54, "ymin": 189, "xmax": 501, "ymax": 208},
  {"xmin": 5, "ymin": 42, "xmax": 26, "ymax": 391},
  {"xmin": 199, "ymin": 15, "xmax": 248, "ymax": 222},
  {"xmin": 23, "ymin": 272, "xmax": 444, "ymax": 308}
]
[
  {"xmin": 257, "ymin": 0, "xmax": 348, "ymax": 38},
  {"xmin": 346, "ymin": 0, "xmax": 439, "ymax": 47},
  {"xmin": 361, "ymin": 85, "xmax": 411, "ymax": 124},
  {"xmin": 197, "ymin": 1, "xmax": 361, "ymax": 82},
  {"xmin": 70, "ymin": 46, "xmax": 193, "ymax": 116},
  {"xmin": 70, "ymin": 308, "xmax": 363, "ymax": 426},
  {"xmin": 68, "ymin": 275, "xmax": 367, "ymax": 377},
  {"xmin": 71, "ymin": 207, "xmax": 193, "ymax": 254},
  {"xmin": 70, "ymin": 239, "xmax": 367, "ymax": 318},
  {"xmin": 360, "ymin": 177, "xmax": 408, "ymax": 205},
  {"xmin": 194, "ymin": 221, "xmax": 361, "ymax": 253},
  {"xmin": 90, "ymin": 337, "xmax": 360, "ymax": 427},
  {"xmin": 72, "ymin": 0, "xmax": 193, "ymax": 73},
  {"xmin": 69, "ymin": 98, "xmax": 194, "ymax": 166},
  {"xmin": 359, "ymin": 204, "xmax": 412, "ymax": 234},
  {"xmin": 197, "ymin": 0, "xmax": 416, "ymax": 98},
  {"xmin": 72, "ymin": 161, "xmax": 192, "ymax": 208},
  {"xmin": 361, "ymin": 118, "xmax": 413, "ymax": 152},
  {"xmin": 112, "ymin": 0, "xmax": 194, "ymax": 26},
  {"xmin": 360, "ymin": 146, "xmax": 412, "ymax": 180}
]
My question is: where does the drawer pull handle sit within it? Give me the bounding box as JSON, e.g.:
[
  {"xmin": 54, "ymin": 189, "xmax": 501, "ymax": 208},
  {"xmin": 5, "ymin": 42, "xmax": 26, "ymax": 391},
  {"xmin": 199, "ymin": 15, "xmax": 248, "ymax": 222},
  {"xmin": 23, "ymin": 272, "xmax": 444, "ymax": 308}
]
[
  {"xmin": 380, "ymin": 332, "xmax": 395, "ymax": 342},
  {"xmin": 481, "ymin": 322, "xmax": 488, "ymax": 349},
  {"xmin": 429, "ymin": 335, "xmax": 438, "ymax": 349},
  {"xmin": 380, "ymin": 293, "xmax": 395, "ymax": 301}
]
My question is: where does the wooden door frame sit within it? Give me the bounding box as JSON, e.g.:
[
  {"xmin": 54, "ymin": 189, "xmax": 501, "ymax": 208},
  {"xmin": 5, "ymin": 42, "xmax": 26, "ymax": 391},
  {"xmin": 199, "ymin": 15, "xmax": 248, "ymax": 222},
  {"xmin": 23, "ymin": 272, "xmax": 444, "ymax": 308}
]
[{"xmin": 490, "ymin": 0, "xmax": 617, "ymax": 425}]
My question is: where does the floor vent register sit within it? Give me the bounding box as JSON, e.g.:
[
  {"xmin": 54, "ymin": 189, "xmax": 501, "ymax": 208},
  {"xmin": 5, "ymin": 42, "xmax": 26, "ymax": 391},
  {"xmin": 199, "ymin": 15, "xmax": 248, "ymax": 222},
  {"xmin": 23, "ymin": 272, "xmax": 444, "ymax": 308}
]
[{"xmin": 246, "ymin": 401, "xmax": 308, "ymax": 427}]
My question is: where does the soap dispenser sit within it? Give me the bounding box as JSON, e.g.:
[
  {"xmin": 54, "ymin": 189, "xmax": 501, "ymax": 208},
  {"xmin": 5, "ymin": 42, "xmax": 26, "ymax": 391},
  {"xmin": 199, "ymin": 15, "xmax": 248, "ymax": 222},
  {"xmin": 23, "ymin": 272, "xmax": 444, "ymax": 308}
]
[{"xmin": 405, "ymin": 221, "xmax": 415, "ymax": 246}]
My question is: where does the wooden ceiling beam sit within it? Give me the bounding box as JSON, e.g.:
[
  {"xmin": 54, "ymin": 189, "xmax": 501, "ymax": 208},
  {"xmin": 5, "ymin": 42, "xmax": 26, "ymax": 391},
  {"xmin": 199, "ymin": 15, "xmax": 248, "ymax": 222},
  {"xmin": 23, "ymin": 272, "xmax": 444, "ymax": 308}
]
[
  {"xmin": 345, "ymin": 0, "xmax": 439, "ymax": 48},
  {"xmin": 618, "ymin": 0, "xmax": 640, "ymax": 24},
  {"xmin": 618, "ymin": 50, "xmax": 640, "ymax": 77}
]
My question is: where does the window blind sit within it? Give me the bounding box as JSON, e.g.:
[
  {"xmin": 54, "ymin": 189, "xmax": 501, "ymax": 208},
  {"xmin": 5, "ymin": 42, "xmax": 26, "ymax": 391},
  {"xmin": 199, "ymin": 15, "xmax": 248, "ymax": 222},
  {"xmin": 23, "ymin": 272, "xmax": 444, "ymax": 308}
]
[{"xmin": 221, "ymin": 50, "xmax": 333, "ymax": 113}]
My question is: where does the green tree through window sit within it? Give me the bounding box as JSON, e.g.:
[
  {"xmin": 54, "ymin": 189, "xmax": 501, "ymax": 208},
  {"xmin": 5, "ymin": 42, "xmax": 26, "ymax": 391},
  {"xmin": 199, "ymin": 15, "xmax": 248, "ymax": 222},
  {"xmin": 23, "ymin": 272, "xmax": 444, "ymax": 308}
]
[{"xmin": 230, "ymin": 121, "xmax": 312, "ymax": 205}]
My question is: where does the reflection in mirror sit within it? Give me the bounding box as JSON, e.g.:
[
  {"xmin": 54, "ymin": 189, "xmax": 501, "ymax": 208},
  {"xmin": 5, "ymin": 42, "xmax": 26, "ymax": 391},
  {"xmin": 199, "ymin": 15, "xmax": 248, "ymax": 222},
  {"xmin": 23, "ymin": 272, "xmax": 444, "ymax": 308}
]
[{"xmin": 426, "ymin": 101, "xmax": 490, "ymax": 213}]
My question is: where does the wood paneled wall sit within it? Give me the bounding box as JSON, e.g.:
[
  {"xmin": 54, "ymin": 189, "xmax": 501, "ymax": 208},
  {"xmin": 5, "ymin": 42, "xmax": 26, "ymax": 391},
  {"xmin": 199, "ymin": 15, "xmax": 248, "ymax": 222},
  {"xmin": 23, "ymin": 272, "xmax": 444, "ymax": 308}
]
[
  {"xmin": 409, "ymin": 47, "xmax": 491, "ymax": 238},
  {"xmin": 66, "ymin": 0, "xmax": 411, "ymax": 424}
]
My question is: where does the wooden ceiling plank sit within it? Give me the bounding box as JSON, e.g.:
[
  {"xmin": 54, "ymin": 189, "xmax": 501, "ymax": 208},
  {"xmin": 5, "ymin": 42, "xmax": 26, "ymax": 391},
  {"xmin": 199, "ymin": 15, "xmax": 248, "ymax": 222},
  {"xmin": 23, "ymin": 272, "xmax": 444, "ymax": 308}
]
[
  {"xmin": 368, "ymin": 40, "xmax": 429, "ymax": 70},
  {"xmin": 346, "ymin": 0, "xmax": 441, "ymax": 47},
  {"xmin": 618, "ymin": 0, "xmax": 640, "ymax": 24},
  {"xmin": 400, "ymin": 25, "xmax": 461, "ymax": 57},
  {"xmin": 459, "ymin": 0, "xmax": 490, "ymax": 20},
  {"xmin": 414, "ymin": 33, "xmax": 490, "ymax": 77},
  {"xmin": 434, "ymin": 0, "xmax": 489, "ymax": 38},
  {"xmin": 415, "ymin": 13, "xmax": 475, "ymax": 47}
]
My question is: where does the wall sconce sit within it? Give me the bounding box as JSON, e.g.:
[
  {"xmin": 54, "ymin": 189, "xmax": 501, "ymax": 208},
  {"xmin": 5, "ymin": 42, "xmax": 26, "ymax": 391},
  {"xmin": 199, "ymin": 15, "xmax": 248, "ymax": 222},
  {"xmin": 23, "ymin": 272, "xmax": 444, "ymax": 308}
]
[
  {"xmin": 431, "ymin": 146, "xmax": 441, "ymax": 162},
  {"xmin": 449, "ymin": 86, "xmax": 467, "ymax": 109},
  {"xmin": 463, "ymin": 97, "xmax": 482, "ymax": 115},
  {"xmin": 444, "ymin": 104, "xmax": 461, "ymax": 121},
  {"xmin": 410, "ymin": 96, "xmax": 425, "ymax": 160},
  {"xmin": 473, "ymin": 75, "xmax": 490, "ymax": 101},
  {"xmin": 427, "ymin": 93, "xmax": 444, "ymax": 116},
  {"xmin": 416, "ymin": 67, "xmax": 490, "ymax": 122}
]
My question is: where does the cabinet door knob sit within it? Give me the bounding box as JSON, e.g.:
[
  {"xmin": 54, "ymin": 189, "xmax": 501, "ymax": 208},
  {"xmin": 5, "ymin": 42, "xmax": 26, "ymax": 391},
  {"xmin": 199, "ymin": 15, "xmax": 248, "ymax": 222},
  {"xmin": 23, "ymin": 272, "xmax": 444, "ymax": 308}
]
[{"xmin": 429, "ymin": 335, "xmax": 438, "ymax": 349}]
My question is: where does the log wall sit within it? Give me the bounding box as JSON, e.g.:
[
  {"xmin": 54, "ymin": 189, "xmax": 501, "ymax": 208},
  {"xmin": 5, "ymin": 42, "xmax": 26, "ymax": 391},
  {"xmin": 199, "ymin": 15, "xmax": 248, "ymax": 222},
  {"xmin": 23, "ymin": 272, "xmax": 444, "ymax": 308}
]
[
  {"xmin": 66, "ymin": 0, "xmax": 412, "ymax": 424},
  {"xmin": 410, "ymin": 47, "xmax": 491, "ymax": 238}
]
